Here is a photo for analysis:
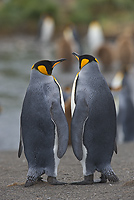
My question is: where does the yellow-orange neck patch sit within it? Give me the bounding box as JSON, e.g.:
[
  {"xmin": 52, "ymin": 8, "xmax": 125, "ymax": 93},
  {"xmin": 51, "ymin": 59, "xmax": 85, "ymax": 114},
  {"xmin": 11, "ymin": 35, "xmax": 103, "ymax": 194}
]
[
  {"xmin": 31, "ymin": 64, "xmax": 34, "ymax": 69},
  {"xmin": 75, "ymin": 55, "xmax": 79, "ymax": 60},
  {"xmin": 81, "ymin": 59, "xmax": 89, "ymax": 69},
  {"xmin": 95, "ymin": 58, "xmax": 99, "ymax": 64}
]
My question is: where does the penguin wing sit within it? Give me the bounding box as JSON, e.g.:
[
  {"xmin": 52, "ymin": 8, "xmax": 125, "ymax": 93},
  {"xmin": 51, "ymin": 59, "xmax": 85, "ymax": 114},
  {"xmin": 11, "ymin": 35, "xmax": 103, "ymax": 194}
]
[
  {"xmin": 71, "ymin": 98, "xmax": 89, "ymax": 161},
  {"xmin": 18, "ymin": 126, "xmax": 23, "ymax": 158},
  {"xmin": 50, "ymin": 101, "xmax": 69, "ymax": 159}
]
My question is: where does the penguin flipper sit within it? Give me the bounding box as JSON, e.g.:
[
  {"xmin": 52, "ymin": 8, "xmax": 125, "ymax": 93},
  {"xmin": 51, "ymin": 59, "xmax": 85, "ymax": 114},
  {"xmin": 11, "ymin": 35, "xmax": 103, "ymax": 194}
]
[
  {"xmin": 18, "ymin": 126, "xmax": 23, "ymax": 158},
  {"xmin": 71, "ymin": 98, "xmax": 89, "ymax": 161},
  {"xmin": 50, "ymin": 101, "xmax": 69, "ymax": 159}
]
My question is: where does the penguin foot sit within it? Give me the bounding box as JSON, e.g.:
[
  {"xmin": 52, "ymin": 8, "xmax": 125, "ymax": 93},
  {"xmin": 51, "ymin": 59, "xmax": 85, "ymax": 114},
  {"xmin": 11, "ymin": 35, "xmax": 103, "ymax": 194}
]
[
  {"xmin": 24, "ymin": 176, "xmax": 35, "ymax": 187},
  {"xmin": 24, "ymin": 176, "xmax": 43, "ymax": 187},
  {"xmin": 47, "ymin": 176, "xmax": 66, "ymax": 185},
  {"xmin": 70, "ymin": 175, "xmax": 94, "ymax": 185},
  {"xmin": 107, "ymin": 173, "xmax": 119, "ymax": 183},
  {"xmin": 100, "ymin": 173, "xmax": 107, "ymax": 183},
  {"xmin": 94, "ymin": 174, "xmax": 107, "ymax": 183},
  {"xmin": 102, "ymin": 168, "xmax": 119, "ymax": 183}
]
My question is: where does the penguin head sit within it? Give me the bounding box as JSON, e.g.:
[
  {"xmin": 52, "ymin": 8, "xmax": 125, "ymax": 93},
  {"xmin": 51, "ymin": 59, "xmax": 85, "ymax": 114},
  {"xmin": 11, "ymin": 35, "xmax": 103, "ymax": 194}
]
[
  {"xmin": 72, "ymin": 52, "xmax": 99, "ymax": 70},
  {"xmin": 31, "ymin": 58, "xmax": 66, "ymax": 75}
]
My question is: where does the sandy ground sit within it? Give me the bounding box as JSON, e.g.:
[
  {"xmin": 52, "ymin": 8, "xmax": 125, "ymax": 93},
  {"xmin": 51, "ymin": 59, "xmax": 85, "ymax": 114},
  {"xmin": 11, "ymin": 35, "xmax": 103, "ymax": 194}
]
[{"xmin": 1, "ymin": 143, "xmax": 134, "ymax": 200}]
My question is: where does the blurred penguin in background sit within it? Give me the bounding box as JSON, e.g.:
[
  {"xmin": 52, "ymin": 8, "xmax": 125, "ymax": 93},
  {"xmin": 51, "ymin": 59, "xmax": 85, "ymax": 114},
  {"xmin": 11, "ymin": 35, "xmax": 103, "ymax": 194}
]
[
  {"xmin": 56, "ymin": 25, "xmax": 81, "ymax": 73},
  {"xmin": 110, "ymin": 27, "xmax": 134, "ymax": 143},
  {"xmin": 38, "ymin": 15, "xmax": 55, "ymax": 43},
  {"xmin": 111, "ymin": 68, "xmax": 134, "ymax": 143},
  {"xmin": 63, "ymin": 26, "xmax": 81, "ymax": 54},
  {"xmin": 118, "ymin": 70, "xmax": 134, "ymax": 142},
  {"xmin": 87, "ymin": 21, "xmax": 105, "ymax": 54},
  {"xmin": 96, "ymin": 43, "xmax": 114, "ymax": 72},
  {"xmin": 56, "ymin": 27, "xmax": 73, "ymax": 73},
  {"xmin": 116, "ymin": 28, "xmax": 134, "ymax": 71},
  {"xmin": 55, "ymin": 25, "xmax": 80, "ymax": 87}
]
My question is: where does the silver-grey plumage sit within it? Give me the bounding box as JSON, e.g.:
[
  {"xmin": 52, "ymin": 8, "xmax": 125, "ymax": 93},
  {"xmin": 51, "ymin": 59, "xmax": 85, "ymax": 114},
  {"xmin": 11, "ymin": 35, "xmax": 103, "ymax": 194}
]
[
  {"xmin": 18, "ymin": 69, "xmax": 68, "ymax": 185},
  {"xmin": 71, "ymin": 61, "xmax": 119, "ymax": 183}
]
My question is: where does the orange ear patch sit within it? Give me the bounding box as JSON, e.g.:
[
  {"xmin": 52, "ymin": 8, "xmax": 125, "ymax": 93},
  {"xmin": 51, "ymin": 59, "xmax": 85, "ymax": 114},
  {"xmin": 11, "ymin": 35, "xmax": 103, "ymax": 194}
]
[
  {"xmin": 81, "ymin": 59, "xmax": 89, "ymax": 68},
  {"xmin": 38, "ymin": 65, "xmax": 48, "ymax": 75}
]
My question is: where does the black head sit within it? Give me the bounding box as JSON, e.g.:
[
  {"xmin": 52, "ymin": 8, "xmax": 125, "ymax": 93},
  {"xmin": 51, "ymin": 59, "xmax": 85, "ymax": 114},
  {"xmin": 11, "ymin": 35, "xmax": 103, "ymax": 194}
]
[
  {"xmin": 31, "ymin": 58, "xmax": 66, "ymax": 75},
  {"xmin": 72, "ymin": 52, "xmax": 99, "ymax": 70}
]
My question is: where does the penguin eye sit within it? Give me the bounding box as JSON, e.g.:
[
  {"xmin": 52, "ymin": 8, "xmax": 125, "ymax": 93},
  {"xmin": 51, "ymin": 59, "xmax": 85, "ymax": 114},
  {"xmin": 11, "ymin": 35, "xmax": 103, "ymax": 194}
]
[
  {"xmin": 37, "ymin": 65, "xmax": 48, "ymax": 75},
  {"xmin": 81, "ymin": 59, "xmax": 89, "ymax": 68},
  {"xmin": 95, "ymin": 58, "xmax": 99, "ymax": 64}
]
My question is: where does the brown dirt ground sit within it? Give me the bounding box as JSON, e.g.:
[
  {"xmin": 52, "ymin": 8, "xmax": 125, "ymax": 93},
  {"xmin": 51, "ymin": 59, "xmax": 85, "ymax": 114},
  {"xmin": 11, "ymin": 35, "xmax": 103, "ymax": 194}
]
[{"xmin": 1, "ymin": 142, "xmax": 134, "ymax": 200}]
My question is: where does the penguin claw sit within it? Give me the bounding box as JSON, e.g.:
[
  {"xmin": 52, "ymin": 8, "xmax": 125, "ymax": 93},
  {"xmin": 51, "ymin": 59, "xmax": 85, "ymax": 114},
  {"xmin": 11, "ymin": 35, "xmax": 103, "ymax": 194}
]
[
  {"xmin": 37, "ymin": 176, "xmax": 43, "ymax": 182},
  {"xmin": 47, "ymin": 176, "xmax": 67, "ymax": 185},
  {"xmin": 24, "ymin": 179, "xmax": 35, "ymax": 187},
  {"xmin": 108, "ymin": 174, "xmax": 119, "ymax": 183}
]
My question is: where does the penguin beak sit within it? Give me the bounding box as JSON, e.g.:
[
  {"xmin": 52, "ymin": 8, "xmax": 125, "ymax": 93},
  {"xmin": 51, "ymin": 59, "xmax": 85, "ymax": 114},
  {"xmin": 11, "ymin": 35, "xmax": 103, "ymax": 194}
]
[
  {"xmin": 52, "ymin": 58, "xmax": 66, "ymax": 68},
  {"xmin": 72, "ymin": 52, "xmax": 79, "ymax": 60}
]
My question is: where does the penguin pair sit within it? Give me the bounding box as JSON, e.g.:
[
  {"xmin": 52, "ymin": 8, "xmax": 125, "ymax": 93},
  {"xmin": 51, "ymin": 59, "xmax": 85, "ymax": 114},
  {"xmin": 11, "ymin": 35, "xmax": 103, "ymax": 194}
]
[{"xmin": 18, "ymin": 53, "xmax": 119, "ymax": 187}]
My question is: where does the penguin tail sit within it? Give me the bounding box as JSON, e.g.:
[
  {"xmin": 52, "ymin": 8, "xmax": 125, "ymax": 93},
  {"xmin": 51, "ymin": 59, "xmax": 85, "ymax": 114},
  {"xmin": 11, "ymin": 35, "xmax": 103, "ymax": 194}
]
[{"xmin": 102, "ymin": 166, "xmax": 119, "ymax": 183}]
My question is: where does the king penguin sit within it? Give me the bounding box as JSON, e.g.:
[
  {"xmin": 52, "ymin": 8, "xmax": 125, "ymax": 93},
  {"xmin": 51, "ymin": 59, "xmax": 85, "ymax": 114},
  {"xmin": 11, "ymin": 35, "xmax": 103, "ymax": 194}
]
[
  {"xmin": 117, "ymin": 70, "xmax": 134, "ymax": 142},
  {"xmin": 18, "ymin": 59, "xmax": 69, "ymax": 187},
  {"xmin": 71, "ymin": 52, "xmax": 119, "ymax": 184}
]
